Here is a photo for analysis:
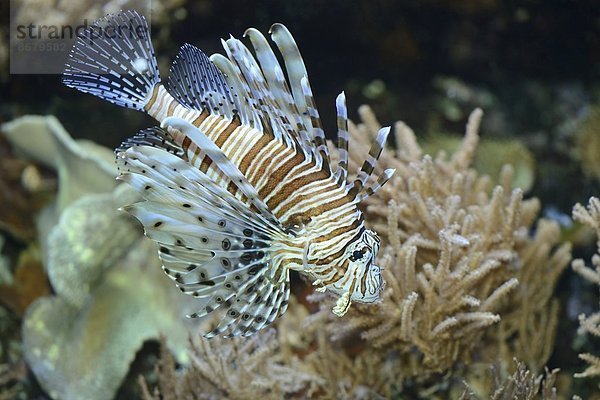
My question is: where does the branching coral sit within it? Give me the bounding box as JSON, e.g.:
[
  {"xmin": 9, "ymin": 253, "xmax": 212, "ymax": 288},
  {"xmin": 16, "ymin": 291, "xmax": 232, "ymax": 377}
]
[
  {"xmin": 312, "ymin": 107, "xmax": 570, "ymax": 376},
  {"xmin": 143, "ymin": 107, "xmax": 572, "ymax": 399},
  {"xmin": 460, "ymin": 360, "xmax": 559, "ymax": 400},
  {"xmin": 494, "ymin": 218, "xmax": 571, "ymax": 373},
  {"xmin": 1, "ymin": 103, "xmax": 572, "ymax": 400},
  {"xmin": 571, "ymin": 198, "xmax": 600, "ymax": 380},
  {"xmin": 420, "ymin": 133, "xmax": 536, "ymax": 192},
  {"xmin": 143, "ymin": 297, "xmax": 566, "ymax": 400},
  {"xmin": 141, "ymin": 306, "xmax": 324, "ymax": 400},
  {"xmin": 142, "ymin": 297, "xmax": 396, "ymax": 399}
]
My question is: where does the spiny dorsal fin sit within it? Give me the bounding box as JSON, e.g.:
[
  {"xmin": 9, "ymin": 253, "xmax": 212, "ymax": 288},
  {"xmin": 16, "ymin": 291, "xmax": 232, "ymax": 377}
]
[
  {"xmin": 167, "ymin": 44, "xmax": 241, "ymax": 121},
  {"xmin": 269, "ymin": 24, "xmax": 312, "ymax": 135},
  {"xmin": 213, "ymin": 27, "xmax": 328, "ymax": 164},
  {"xmin": 335, "ymin": 92, "xmax": 350, "ymax": 186},
  {"xmin": 210, "ymin": 52, "xmax": 265, "ymax": 132},
  {"xmin": 221, "ymin": 37, "xmax": 302, "ymax": 150},
  {"xmin": 347, "ymin": 127, "xmax": 392, "ymax": 200}
]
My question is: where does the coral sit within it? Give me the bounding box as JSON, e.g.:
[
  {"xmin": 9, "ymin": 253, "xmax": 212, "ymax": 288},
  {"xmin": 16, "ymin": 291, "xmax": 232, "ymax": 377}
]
[
  {"xmin": 141, "ymin": 297, "xmax": 395, "ymax": 399},
  {"xmin": 144, "ymin": 299, "xmax": 567, "ymax": 400},
  {"xmin": 45, "ymin": 185, "xmax": 139, "ymax": 307},
  {"xmin": 571, "ymin": 198, "xmax": 600, "ymax": 381},
  {"xmin": 141, "ymin": 303, "xmax": 323, "ymax": 400},
  {"xmin": 460, "ymin": 360, "xmax": 560, "ymax": 400},
  {"xmin": 313, "ymin": 107, "xmax": 570, "ymax": 376},
  {"xmin": 492, "ymin": 219, "xmax": 571, "ymax": 373}
]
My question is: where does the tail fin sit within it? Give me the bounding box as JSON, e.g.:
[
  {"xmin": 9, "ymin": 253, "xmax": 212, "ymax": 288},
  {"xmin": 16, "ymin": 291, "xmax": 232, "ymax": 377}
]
[{"xmin": 62, "ymin": 10, "xmax": 160, "ymax": 110}]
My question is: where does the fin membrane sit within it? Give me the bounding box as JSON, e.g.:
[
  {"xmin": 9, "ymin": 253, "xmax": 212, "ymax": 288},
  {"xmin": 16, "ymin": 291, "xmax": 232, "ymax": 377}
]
[
  {"xmin": 63, "ymin": 10, "xmax": 160, "ymax": 110},
  {"xmin": 166, "ymin": 44, "xmax": 240, "ymax": 119},
  {"xmin": 117, "ymin": 137, "xmax": 290, "ymax": 337}
]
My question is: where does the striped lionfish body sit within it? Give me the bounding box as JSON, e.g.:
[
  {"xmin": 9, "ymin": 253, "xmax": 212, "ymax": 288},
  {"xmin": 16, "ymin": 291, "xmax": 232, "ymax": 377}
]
[{"xmin": 63, "ymin": 10, "xmax": 394, "ymax": 337}]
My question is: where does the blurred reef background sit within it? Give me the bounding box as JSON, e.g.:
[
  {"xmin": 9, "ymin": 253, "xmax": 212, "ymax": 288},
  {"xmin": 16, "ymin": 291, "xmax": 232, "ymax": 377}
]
[{"xmin": 1, "ymin": 0, "xmax": 599, "ymax": 399}]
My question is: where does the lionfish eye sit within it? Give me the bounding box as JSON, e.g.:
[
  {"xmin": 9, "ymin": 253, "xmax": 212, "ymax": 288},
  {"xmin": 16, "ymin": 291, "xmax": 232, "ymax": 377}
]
[{"xmin": 351, "ymin": 250, "xmax": 363, "ymax": 261}]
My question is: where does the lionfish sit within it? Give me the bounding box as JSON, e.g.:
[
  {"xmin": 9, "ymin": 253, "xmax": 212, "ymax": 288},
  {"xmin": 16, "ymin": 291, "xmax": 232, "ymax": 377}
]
[{"xmin": 63, "ymin": 10, "xmax": 394, "ymax": 337}]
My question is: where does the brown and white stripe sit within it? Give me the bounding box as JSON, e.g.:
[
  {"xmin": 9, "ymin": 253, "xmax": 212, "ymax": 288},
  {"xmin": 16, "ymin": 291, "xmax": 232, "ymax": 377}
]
[{"xmin": 143, "ymin": 80, "xmax": 364, "ymax": 285}]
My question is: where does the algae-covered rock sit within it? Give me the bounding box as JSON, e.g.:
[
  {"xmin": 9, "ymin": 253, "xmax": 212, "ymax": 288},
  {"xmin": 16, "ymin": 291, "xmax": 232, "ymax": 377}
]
[
  {"xmin": 21, "ymin": 182, "xmax": 196, "ymax": 400},
  {"xmin": 46, "ymin": 184, "xmax": 139, "ymax": 308},
  {"xmin": 3, "ymin": 115, "xmax": 197, "ymax": 400},
  {"xmin": 23, "ymin": 238, "xmax": 194, "ymax": 400},
  {"xmin": 1, "ymin": 115, "xmax": 118, "ymax": 263},
  {"xmin": 0, "ymin": 115, "xmax": 116, "ymax": 212},
  {"xmin": 576, "ymin": 105, "xmax": 600, "ymax": 182}
]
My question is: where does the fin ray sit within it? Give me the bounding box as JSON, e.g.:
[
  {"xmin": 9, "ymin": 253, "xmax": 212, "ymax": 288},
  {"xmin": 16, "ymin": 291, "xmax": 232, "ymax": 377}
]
[
  {"xmin": 160, "ymin": 116, "xmax": 283, "ymax": 228},
  {"xmin": 166, "ymin": 44, "xmax": 240, "ymax": 120}
]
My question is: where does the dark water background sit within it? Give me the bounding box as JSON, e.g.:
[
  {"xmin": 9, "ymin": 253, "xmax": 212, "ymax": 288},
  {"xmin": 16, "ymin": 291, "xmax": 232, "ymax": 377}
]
[{"xmin": 3, "ymin": 1, "xmax": 598, "ymax": 140}]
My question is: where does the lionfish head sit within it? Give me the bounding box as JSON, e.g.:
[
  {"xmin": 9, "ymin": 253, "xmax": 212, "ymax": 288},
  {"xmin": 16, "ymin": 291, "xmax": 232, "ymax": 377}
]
[{"xmin": 345, "ymin": 228, "xmax": 383, "ymax": 304}]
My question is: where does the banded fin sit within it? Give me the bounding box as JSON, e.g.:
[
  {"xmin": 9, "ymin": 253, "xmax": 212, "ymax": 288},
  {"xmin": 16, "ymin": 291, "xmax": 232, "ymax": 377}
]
[
  {"xmin": 63, "ymin": 10, "xmax": 159, "ymax": 110},
  {"xmin": 335, "ymin": 92, "xmax": 350, "ymax": 186},
  {"xmin": 269, "ymin": 24, "xmax": 312, "ymax": 136},
  {"xmin": 358, "ymin": 168, "xmax": 395, "ymax": 201},
  {"xmin": 210, "ymin": 53, "xmax": 265, "ymax": 132},
  {"xmin": 211, "ymin": 26, "xmax": 327, "ymax": 164},
  {"xmin": 300, "ymin": 76, "xmax": 329, "ymax": 168},
  {"xmin": 116, "ymin": 141, "xmax": 290, "ymax": 337},
  {"xmin": 267, "ymin": 24, "xmax": 330, "ymax": 165},
  {"xmin": 242, "ymin": 28, "xmax": 315, "ymax": 159},
  {"xmin": 221, "ymin": 37, "xmax": 300, "ymax": 150},
  {"xmin": 347, "ymin": 127, "xmax": 392, "ymax": 200},
  {"xmin": 243, "ymin": 28, "xmax": 299, "ymax": 126},
  {"xmin": 225, "ymin": 23, "xmax": 394, "ymax": 195},
  {"xmin": 223, "ymin": 272, "xmax": 290, "ymax": 338}
]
